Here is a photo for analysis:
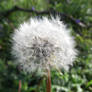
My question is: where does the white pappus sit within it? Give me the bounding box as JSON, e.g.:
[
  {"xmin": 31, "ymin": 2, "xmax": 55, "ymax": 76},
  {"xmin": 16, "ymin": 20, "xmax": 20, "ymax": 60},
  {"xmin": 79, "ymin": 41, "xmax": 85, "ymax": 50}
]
[{"xmin": 11, "ymin": 17, "xmax": 78, "ymax": 75}]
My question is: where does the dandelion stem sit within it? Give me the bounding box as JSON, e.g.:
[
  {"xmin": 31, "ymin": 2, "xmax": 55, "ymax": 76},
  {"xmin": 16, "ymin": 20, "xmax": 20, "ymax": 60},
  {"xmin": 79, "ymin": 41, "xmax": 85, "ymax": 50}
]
[
  {"xmin": 46, "ymin": 69, "xmax": 51, "ymax": 92},
  {"xmin": 18, "ymin": 80, "xmax": 22, "ymax": 92}
]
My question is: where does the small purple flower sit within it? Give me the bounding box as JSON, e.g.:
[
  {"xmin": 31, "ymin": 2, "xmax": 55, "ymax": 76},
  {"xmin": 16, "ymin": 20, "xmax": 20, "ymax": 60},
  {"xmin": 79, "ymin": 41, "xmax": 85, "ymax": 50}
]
[
  {"xmin": 76, "ymin": 19, "xmax": 80, "ymax": 23},
  {"xmin": 32, "ymin": 7, "xmax": 35, "ymax": 11},
  {"xmin": 36, "ymin": 16, "xmax": 41, "ymax": 19}
]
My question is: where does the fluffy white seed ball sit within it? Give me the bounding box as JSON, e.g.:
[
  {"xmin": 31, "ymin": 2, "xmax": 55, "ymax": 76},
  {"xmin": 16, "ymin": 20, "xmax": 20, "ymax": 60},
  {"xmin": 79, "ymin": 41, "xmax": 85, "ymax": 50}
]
[{"xmin": 11, "ymin": 17, "xmax": 77, "ymax": 74}]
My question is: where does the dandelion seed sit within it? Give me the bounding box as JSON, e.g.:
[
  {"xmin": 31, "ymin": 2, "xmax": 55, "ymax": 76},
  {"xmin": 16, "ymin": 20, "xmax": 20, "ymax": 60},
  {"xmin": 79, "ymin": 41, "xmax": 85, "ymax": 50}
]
[{"xmin": 11, "ymin": 16, "xmax": 77, "ymax": 75}]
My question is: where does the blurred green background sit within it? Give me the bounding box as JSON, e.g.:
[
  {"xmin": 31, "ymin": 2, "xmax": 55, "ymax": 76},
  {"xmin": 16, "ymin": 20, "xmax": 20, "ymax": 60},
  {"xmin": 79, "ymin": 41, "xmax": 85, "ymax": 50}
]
[{"xmin": 0, "ymin": 0, "xmax": 92, "ymax": 92}]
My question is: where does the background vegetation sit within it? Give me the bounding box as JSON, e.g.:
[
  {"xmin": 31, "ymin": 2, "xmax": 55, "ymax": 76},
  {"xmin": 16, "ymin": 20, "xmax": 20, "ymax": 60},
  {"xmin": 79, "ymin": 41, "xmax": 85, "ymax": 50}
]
[{"xmin": 0, "ymin": 0, "xmax": 92, "ymax": 92}]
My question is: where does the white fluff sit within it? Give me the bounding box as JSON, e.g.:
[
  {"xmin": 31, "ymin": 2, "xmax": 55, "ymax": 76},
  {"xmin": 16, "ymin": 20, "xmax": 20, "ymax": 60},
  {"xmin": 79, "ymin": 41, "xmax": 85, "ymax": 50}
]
[{"xmin": 11, "ymin": 17, "xmax": 77, "ymax": 74}]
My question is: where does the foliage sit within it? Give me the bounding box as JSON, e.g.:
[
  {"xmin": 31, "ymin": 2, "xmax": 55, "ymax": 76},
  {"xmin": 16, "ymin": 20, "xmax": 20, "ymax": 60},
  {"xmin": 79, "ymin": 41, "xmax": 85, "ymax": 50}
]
[{"xmin": 0, "ymin": 0, "xmax": 92, "ymax": 92}]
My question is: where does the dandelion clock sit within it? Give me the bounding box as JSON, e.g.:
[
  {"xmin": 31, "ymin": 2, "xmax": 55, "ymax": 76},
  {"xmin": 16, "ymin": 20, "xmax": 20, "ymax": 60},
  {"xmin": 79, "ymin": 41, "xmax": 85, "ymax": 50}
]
[{"xmin": 11, "ymin": 17, "xmax": 77, "ymax": 92}]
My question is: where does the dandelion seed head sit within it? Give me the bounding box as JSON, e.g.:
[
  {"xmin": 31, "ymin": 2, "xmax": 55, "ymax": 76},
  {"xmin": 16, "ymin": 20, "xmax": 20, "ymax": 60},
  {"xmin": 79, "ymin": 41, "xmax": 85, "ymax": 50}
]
[{"xmin": 12, "ymin": 17, "xmax": 77, "ymax": 74}]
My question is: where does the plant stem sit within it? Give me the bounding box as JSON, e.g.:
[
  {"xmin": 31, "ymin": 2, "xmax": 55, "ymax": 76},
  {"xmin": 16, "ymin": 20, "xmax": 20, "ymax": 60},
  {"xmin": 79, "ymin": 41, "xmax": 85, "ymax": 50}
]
[
  {"xmin": 18, "ymin": 80, "xmax": 22, "ymax": 92},
  {"xmin": 46, "ymin": 69, "xmax": 51, "ymax": 92}
]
